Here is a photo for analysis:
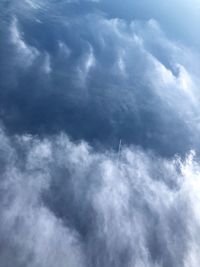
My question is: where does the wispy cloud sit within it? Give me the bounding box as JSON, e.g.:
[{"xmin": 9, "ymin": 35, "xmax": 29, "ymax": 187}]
[{"xmin": 1, "ymin": 4, "xmax": 199, "ymax": 155}]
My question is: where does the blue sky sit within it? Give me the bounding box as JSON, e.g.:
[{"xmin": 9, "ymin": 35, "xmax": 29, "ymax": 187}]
[
  {"xmin": 101, "ymin": 0, "xmax": 200, "ymax": 45},
  {"xmin": 0, "ymin": 1, "xmax": 200, "ymax": 267}
]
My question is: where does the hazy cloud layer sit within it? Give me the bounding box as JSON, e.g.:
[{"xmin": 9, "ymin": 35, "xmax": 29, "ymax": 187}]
[
  {"xmin": 0, "ymin": 0, "xmax": 200, "ymax": 156},
  {"xmin": 0, "ymin": 126, "xmax": 200, "ymax": 267}
]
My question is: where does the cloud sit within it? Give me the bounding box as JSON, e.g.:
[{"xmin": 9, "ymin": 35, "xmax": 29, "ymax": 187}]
[
  {"xmin": 1, "ymin": 2, "xmax": 200, "ymax": 266},
  {"xmin": 0, "ymin": 127, "xmax": 85, "ymax": 267},
  {"xmin": 0, "ymin": 125, "xmax": 200, "ymax": 266},
  {"xmin": 0, "ymin": 1, "xmax": 200, "ymax": 157},
  {"xmin": 10, "ymin": 17, "xmax": 39, "ymax": 66}
]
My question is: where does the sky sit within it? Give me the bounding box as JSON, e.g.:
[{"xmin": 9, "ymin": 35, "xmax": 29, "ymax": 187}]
[{"xmin": 0, "ymin": 1, "xmax": 200, "ymax": 266}]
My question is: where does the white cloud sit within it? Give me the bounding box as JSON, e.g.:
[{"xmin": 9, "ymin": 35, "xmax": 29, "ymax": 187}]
[
  {"xmin": 10, "ymin": 17, "xmax": 39, "ymax": 66},
  {"xmin": 76, "ymin": 43, "xmax": 96, "ymax": 86},
  {"xmin": 1, "ymin": 126, "xmax": 200, "ymax": 266},
  {"xmin": 0, "ymin": 130, "xmax": 85, "ymax": 267}
]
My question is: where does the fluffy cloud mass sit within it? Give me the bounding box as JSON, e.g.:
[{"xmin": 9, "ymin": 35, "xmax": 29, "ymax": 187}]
[
  {"xmin": 1, "ymin": 0, "xmax": 200, "ymax": 266},
  {"xmin": 1, "ymin": 126, "xmax": 200, "ymax": 267}
]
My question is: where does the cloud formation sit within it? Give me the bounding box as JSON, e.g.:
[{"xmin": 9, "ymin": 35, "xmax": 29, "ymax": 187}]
[
  {"xmin": 0, "ymin": 0, "xmax": 200, "ymax": 156},
  {"xmin": 1, "ymin": 1, "xmax": 200, "ymax": 266},
  {"xmin": 0, "ymin": 125, "xmax": 200, "ymax": 267}
]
